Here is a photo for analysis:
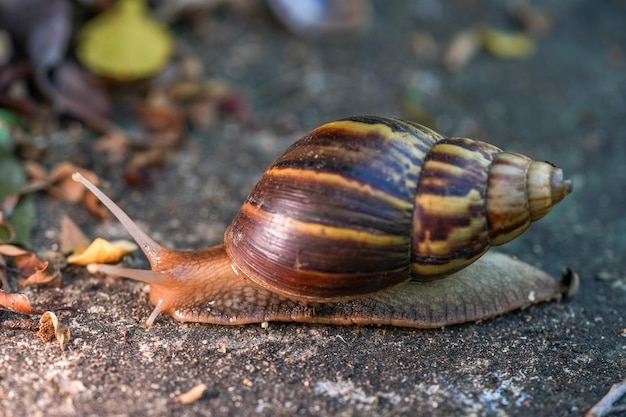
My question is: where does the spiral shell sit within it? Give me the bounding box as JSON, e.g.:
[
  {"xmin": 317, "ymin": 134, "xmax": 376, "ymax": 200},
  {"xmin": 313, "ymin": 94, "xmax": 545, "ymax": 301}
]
[{"xmin": 225, "ymin": 116, "xmax": 571, "ymax": 301}]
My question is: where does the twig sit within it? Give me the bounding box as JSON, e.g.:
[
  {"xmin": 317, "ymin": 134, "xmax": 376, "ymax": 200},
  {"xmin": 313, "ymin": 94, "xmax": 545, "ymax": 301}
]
[{"xmin": 586, "ymin": 380, "xmax": 626, "ymax": 417}]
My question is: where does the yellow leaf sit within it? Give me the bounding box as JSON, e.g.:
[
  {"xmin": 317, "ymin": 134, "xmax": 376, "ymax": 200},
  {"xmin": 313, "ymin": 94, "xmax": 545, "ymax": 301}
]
[
  {"xmin": 478, "ymin": 26, "xmax": 536, "ymax": 59},
  {"xmin": 66, "ymin": 238, "xmax": 138, "ymax": 265},
  {"xmin": 77, "ymin": 0, "xmax": 173, "ymax": 81}
]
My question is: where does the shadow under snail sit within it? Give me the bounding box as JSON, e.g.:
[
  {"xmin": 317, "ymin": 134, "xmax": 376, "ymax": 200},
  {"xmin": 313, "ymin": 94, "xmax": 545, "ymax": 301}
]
[{"xmin": 73, "ymin": 116, "xmax": 576, "ymax": 328}]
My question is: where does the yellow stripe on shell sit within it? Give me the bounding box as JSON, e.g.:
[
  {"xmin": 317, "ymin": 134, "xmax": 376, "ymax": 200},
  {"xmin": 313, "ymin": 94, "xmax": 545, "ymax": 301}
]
[
  {"xmin": 486, "ymin": 152, "xmax": 532, "ymax": 246},
  {"xmin": 239, "ymin": 202, "xmax": 409, "ymax": 247},
  {"xmin": 416, "ymin": 191, "xmax": 484, "ymax": 218},
  {"xmin": 411, "ymin": 251, "xmax": 485, "ymax": 278},
  {"xmin": 320, "ymin": 118, "xmax": 442, "ymax": 142},
  {"xmin": 265, "ymin": 167, "xmax": 415, "ymax": 213},
  {"xmin": 526, "ymin": 162, "xmax": 554, "ymax": 221}
]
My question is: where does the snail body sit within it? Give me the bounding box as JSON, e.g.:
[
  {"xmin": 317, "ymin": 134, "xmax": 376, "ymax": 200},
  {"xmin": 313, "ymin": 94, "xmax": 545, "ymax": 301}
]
[{"xmin": 74, "ymin": 116, "xmax": 575, "ymax": 327}]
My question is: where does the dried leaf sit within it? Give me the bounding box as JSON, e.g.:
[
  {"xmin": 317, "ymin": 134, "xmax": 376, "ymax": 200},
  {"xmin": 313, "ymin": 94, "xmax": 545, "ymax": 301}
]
[
  {"xmin": 59, "ymin": 215, "xmax": 90, "ymax": 255},
  {"xmin": 508, "ymin": 3, "xmax": 553, "ymax": 36},
  {"xmin": 77, "ymin": 0, "xmax": 173, "ymax": 81},
  {"xmin": 443, "ymin": 30, "xmax": 479, "ymax": 72},
  {"xmin": 478, "ymin": 26, "xmax": 536, "ymax": 59},
  {"xmin": 31, "ymin": 162, "xmax": 107, "ymax": 218},
  {"xmin": 0, "ymin": 289, "xmax": 44, "ymax": 315},
  {"xmin": 174, "ymin": 384, "xmax": 207, "ymax": 404},
  {"xmin": 45, "ymin": 61, "xmax": 115, "ymax": 134},
  {"xmin": 14, "ymin": 251, "xmax": 47, "ymax": 272},
  {"xmin": 49, "ymin": 162, "xmax": 99, "ymax": 203},
  {"xmin": 93, "ymin": 131, "xmax": 130, "ymax": 165},
  {"xmin": 66, "ymin": 238, "xmax": 138, "ymax": 265},
  {"xmin": 0, "ymin": 244, "xmax": 61, "ymax": 287},
  {"xmin": 0, "ymin": 243, "xmax": 31, "ymax": 257},
  {"xmin": 37, "ymin": 311, "xmax": 71, "ymax": 350},
  {"xmin": 136, "ymin": 92, "xmax": 184, "ymax": 133},
  {"xmin": 20, "ymin": 261, "xmax": 61, "ymax": 288}
]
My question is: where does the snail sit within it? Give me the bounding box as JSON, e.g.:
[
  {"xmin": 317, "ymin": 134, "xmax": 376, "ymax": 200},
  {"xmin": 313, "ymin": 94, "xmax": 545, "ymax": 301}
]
[{"xmin": 73, "ymin": 116, "xmax": 576, "ymax": 328}]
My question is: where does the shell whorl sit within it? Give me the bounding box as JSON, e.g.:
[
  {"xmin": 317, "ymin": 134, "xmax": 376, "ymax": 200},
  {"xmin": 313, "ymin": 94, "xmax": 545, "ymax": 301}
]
[{"xmin": 225, "ymin": 116, "xmax": 572, "ymax": 301}]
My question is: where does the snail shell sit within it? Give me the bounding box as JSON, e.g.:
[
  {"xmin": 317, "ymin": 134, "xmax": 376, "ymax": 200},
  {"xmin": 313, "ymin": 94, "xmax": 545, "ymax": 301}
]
[
  {"xmin": 73, "ymin": 116, "xmax": 575, "ymax": 328},
  {"xmin": 225, "ymin": 116, "xmax": 571, "ymax": 300}
]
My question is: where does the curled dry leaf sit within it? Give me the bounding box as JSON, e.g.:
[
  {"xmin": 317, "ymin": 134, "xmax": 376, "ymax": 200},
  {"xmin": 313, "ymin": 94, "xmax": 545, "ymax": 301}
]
[
  {"xmin": 174, "ymin": 383, "xmax": 207, "ymax": 404},
  {"xmin": 37, "ymin": 311, "xmax": 71, "ymax": 350},
  {"xmin": 0, "ymin": 289, "xmax": 44, "ymax": 315},
  {"xmin": 136, "ymin": 92, "xmax": 184, "ymax": 135},
  {"xmin": 48, "ymin": 162, "xmax": 99, "ymax": 203},
  {"xmin": 19, "ymin": 261, "xmax": 61, "ymax": 288},
  {"xmin": 59, "ymin": 215, "xmax": 90, "ymax": 255},
  {"xmin": 508, "ymin": 2, "xmax": 554, "ymax": 36},
  {"xmin": 93, "ymin": 131, "xmax": 130, "ymax": 165},
  {"xmin": 25, "ymin": 162, "xmax": 108, "ymax": 218},
  {"xmin": 0, "ymin": 243, "xmax": 62, "ymax": 287},
  {"xmin": 66, "ymin": 238, "xmax": 138, "ymax": 266},
  {"xmin": 0, "ymin": 243, "xmax": 31, "ymax": 258},
  {"xmin": 443, "ymin": 30, "xmax": 479, "ymax": 72}
]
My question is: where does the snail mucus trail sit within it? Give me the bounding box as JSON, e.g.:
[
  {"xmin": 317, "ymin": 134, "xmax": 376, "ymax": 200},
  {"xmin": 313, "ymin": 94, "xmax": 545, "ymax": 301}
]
[{"xmin": 73, "ymin": 116, "xmax": 576, "ymax": 328}]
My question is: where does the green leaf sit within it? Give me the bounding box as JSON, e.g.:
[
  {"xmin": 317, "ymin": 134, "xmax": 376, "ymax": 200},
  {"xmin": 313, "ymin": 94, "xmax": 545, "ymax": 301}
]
[{"xmin": 0, "ymin": 136, "xmax": 35, "ymax": 247}]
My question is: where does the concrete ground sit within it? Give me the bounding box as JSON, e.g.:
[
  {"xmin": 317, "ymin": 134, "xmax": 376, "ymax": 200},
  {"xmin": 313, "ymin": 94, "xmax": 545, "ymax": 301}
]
[{"xmin": 1, "ymin": 1, "xmax": 625, "ymax": 416}]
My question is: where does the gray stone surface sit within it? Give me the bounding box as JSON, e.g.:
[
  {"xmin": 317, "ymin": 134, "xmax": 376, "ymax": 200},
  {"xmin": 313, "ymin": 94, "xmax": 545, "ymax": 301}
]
[{"xmin": 1, "ymin": 1, "xmax": 625, "ymax": 416}]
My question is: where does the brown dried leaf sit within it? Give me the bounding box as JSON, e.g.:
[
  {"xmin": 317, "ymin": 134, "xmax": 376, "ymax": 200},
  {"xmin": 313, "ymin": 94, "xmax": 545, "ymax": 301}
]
[
  {"xmin": 28, "ymin": 162, "xmax": 107, "ymax": 218},
  {"xmin": 66, "ymin": 238, "xmax": 138, "ymax": 265},
  {"xmin": 136, "ymin": 92, "xmax": 184, "ymax": 133},
  {"xmin": 0, "ymin": 243, "xmax": 31, "ymax": 257},
  {"xmin": 22, "ymin": 160, "xmax": 48, "ymax": 181},
  {"xmin": 93, "ymin": 131, "xmax": 131, "ymax": 165},
  {"xmin": 13, "ymin": 251, "xmax": 47, "ymax": 273},
  {"xmin": 46, "ymin": 61, "xmax": 115, "ymax": 134},
  {"xmin": 508, "ymin": 3, "xmax": 554, "ymax": 36},
  {"xmin": 174, "ymin": 383, "xmax": 207, "ymax": 404},
  {"xmin": 0, "ymin": 289, "xmax": 44, "ymax": 315},
  {"xmin": 49, "ymin": 162, "xmax": 99, "ymax": 203},
  {"xmin": 443, "ymin": 30, "xmax": 479, "ymax": 72},
  {"xmin": 59, "ymin": 215, "xmax": 90, "ymax": 255},
  {"xmin": 37, "ymin": 311, "xmax": 71, "ymax": 350},
  {"xmin": 19, "ymin": 261, "xmax": 61, "ymax": 288}
]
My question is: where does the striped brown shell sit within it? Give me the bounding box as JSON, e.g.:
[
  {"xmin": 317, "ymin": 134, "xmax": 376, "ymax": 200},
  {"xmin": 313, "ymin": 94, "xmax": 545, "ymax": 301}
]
[{"xmin": 225, "ymin": 116, "xmax": 572, "ymax": 302}]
